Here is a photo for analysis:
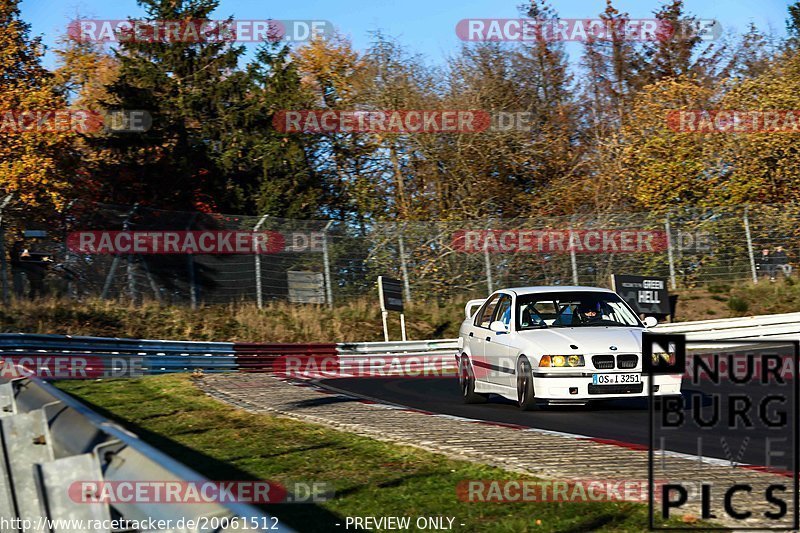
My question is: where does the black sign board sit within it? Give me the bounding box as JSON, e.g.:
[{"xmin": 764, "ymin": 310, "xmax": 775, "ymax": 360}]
[
  {"xmin": 612, "ymin": 274, "xmax": 670, "ymax": 316},
  {"xmin": 378, "ymin": 276, "xmax": 404, "ymax": 313}
]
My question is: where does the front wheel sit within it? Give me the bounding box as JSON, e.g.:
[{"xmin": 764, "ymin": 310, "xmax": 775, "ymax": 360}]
[
  {"xmin": 459, "ymin": 355, "xmax": 488, "ymax": 404},
  {"xmin": 517, "ymin": 357, "xmax": 538, "ymax": 411}
]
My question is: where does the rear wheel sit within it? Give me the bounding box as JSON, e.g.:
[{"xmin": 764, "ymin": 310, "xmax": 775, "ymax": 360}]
[
  {"xmin": 517, "ymin": 357, "xmax": 538, "ymax": 411},
  {"xmin": 459, "ymin": 355, "xmax": 488, "ymax": 404}
]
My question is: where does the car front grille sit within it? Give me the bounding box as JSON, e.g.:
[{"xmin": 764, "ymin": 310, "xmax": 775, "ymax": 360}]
[
  {"xmin": 617, "ymin": 354, "xmax": 638, "ymax": 369},
  {"xmin": 592, "ymin": 355, "xmax": 614, "ymax": 369},
  {"xmin": 588, "ymin": 383, "xmax": 644, "ymax": 395}
]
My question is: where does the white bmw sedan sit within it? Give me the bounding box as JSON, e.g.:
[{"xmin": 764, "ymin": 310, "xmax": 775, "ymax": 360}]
[{"xmin": 456, "ymin": 286, "xmax": 682, "ymax": 410}]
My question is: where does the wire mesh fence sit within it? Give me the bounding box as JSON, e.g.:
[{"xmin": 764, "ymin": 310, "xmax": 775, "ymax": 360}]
[{"xmin": 1, "ymin": 201, "xmax": 798, "ymax": 307}]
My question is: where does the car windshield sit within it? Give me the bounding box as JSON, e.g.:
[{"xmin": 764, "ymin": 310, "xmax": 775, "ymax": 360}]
[{"xmin": 517, "ymin": 291, "xmax": 642, "ymax": 329}]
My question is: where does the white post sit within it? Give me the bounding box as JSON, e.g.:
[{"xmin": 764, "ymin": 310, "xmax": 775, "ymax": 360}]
[
  {"xmin": 253, "ymin": 214, "xmax": 269, "ymax": 309},
  {"xmin": 665, "ymin": 215, "xmax": 677, "ymax": 290},
  {"xmin": 483, "ymin": 225, "xmax": 494, "ymax": 293},
  {"xmin": 569, "ymin": 230, "xmax": 579, "ymax": 285},
  {"xmin": 743, "ymin": 207, "xmax": 758, "ymax": 284},
  {"xmin": 381, "ymin": 310, "xmax": 390, "ymax": 342},
  {"xmin": 400, "ymin": 313, "xmax": 407, "ymax": 341},
  {"xmin": 322, "ymin": 220, "xmax": 334, "ymax": 308},
  {"xmin": 398, "ymin": 225, "xmax": 412, "ymax": 303}
]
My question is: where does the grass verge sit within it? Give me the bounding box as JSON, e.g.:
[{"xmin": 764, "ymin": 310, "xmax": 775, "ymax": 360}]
[
  {"xmin": 56, "ymin": 374, "xmax": 706, "ymax": 532},
  {"xmin": 4, "ymin": 282, "xmax": 800, "ymax": 344}
]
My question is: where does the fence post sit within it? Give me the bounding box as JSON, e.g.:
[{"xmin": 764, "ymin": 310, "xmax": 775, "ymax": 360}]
[
  {"xmin": 322, "ymin": 220, "xmax": 334, "ymax": 308},
  {"xmin": 568, "ymin": 223, "xmax": 579, "ymax": 285},
  {"xmin": 665, "ymin": 215, "xmax": 677, "ymax": 290},
  {"xmin": 102, "ymin": 203, "xmax": 138, "ymax": 300},
  {"xmin": 483, "ymin": 224, "xmax": 494, "ymax": 294},
  {"xmin": 253, "ymin": 214, "xmax": 269, "ymax": 309},
  {"xmin": 397, "ymin": 223, "xmax": 412, "ymax": 303},
  {"xmin": 743, "ymin": 207, "xmax": 758, "ymax": 284},
  {"xmin": 126, "ymin": 256, "xmax": 137, "ymax": 303},
  {"xmin": 0, "ymin": 195, "xmax": 13, "ymax": 306},
  {"xmin": 62, "ymin": 200, "xmax": 77, "ymax": 300},
  {"xmin": 186, "ymin": 213, "xmax": 199, "ymax": 309}
]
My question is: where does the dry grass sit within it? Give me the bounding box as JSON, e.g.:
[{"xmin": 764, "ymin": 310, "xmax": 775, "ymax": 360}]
[
  {"xmin": 0, "ymin": 297, "xmax": 466, "ymax": 342},
  {"xmin": 3, "ymin": 283, "xmax": 799, "ymax": 342}
]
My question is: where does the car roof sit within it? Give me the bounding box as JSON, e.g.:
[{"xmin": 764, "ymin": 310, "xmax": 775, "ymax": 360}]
[{"xmin": 499, "ymin": 286, "xmax": 616, "ymax": 296}]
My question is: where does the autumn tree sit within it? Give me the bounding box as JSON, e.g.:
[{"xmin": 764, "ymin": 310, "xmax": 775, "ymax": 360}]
[
  {"xmin": 0, "ymin": 0, "xmax": 77, "ymax": 213},
  {"xmin": 727, "ymin": 23, "xmax": 776, "ymax": 80},
  {"xmin": 616, "ymin": 78, "xmax": 718, "ymax": 211},
  {"xmin": 714, "ymin": 52, "xmax": 800, "ymax": 204},
  {"xmin": 638, "ymin": 0, "xmax": 724, "ymax": 87},
  {"xmin": 293, "ymin": 32, "xmax": 382, "ymax": 224}
]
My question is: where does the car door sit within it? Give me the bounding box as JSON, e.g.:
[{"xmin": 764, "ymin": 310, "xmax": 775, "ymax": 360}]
[
  {"xmin": 484, "ymin": 293, "xmax": 515, "ymax": 387},
  {"xmin": 468, "ymin": 294, "xmax": 499, "ymax": 383}
]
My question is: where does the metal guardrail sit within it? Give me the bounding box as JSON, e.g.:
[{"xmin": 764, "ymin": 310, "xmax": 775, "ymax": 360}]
[
  {"xmin": 4, "ymin": 311, "xmax": 800, "ymax": 380},
  {"xmin": 0, "ymin": 374, "xmax": 288, "ymax": 532},
  {"xmin": 0, "ymin": 334, "xmax": 337, "ymax": 375},
  {"xmin": 653, "ymin": 312, "xmax": 800, "ymax": 342}
]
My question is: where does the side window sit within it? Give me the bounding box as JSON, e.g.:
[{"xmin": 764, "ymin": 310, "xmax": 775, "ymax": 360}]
[
  {"xmin": 475, "ymin": 295, "xmax": 500, "ymax": 328},
  {"xmin": 494, "ymin": 295, "xmax": 513, "ymax": 327}
]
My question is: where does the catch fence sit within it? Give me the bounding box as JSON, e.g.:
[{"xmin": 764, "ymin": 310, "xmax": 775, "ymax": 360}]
[{"xmin": 0, "ymin": 201, "xmax": 797, "ymax": 307}]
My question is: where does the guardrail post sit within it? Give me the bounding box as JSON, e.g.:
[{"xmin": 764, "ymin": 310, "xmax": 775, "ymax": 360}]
[
  {"xmin": 253, "ymin": 214, "xmax": 269, "ymax": 309},
  {"xmin": 743, "ymin": 207, "xmax": 758, "ymax": 284},
  {"xmin": 322, "ymin": 220, "xmax": 334, "ymax": 308},
  {"xmin": 665, "ymin": 215, "xmax": 677, "ymax": 290},
  {"xmin": 397, "ymin": 223, "xmax": 412, "ymax": 304}
]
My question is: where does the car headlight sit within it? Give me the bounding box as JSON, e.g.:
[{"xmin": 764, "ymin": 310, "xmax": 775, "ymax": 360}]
[
  {"xmin": 539, "ymin": 355, "xmax": 585, "ymax": 367},
  {"xmin": 652, "ymin": 352, "xmax": 674, "ymax": 365}
]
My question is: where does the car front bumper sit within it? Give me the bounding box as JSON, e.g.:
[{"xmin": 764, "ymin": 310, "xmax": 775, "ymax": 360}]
[{"xmin": 531, "ymin": 372, "xmax": 682, "ymax": 400}]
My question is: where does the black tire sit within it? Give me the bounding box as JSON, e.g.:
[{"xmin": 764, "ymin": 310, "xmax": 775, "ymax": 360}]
[
  {"xmin": 517, "ymin": 357, "xmax": 538, "ymax": 411},
  {"xmin": 459, "ymin": 355, "xmax": 488, "ymax": 404}
]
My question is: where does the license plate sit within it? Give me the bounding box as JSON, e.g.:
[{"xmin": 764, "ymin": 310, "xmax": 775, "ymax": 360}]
[{"xmin": 592, "ymin": 373, "xmax": 641, "ymax": 385}]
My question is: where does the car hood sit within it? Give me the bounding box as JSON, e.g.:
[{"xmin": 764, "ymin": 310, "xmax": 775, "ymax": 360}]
[{"xmin": 516, "ymin": 327, "xmax": 643, "ymax": 354}]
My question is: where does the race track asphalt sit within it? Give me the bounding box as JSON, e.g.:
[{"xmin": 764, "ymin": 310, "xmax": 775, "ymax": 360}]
[{"xmin": 318, "ymin": 364, "xmax": 797, "ymax": 469}]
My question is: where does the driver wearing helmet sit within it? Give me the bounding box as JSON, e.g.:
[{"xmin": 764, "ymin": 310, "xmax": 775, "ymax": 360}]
[{"xmin": 577, "ymin": 303, "xmax": 602, "ymax": 324}]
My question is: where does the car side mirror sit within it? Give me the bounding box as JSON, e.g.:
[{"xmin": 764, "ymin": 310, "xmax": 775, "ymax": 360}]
[
  {"xmin": 643, "ymin": 316, "xmax": 658, "ymax": 328},
  {"xmin": 490, "ymin": 320, "xmax": 508, "ymax": 333}
]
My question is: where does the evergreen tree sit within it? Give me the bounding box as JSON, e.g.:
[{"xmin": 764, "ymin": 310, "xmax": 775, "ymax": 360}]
[
  {"xmin": 233, "ymin": 43, "xmax": 322, "ymax": 218},
  {"xmin": 88, "ymin": 0, "xmax": 248, "ymax": 211}
]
